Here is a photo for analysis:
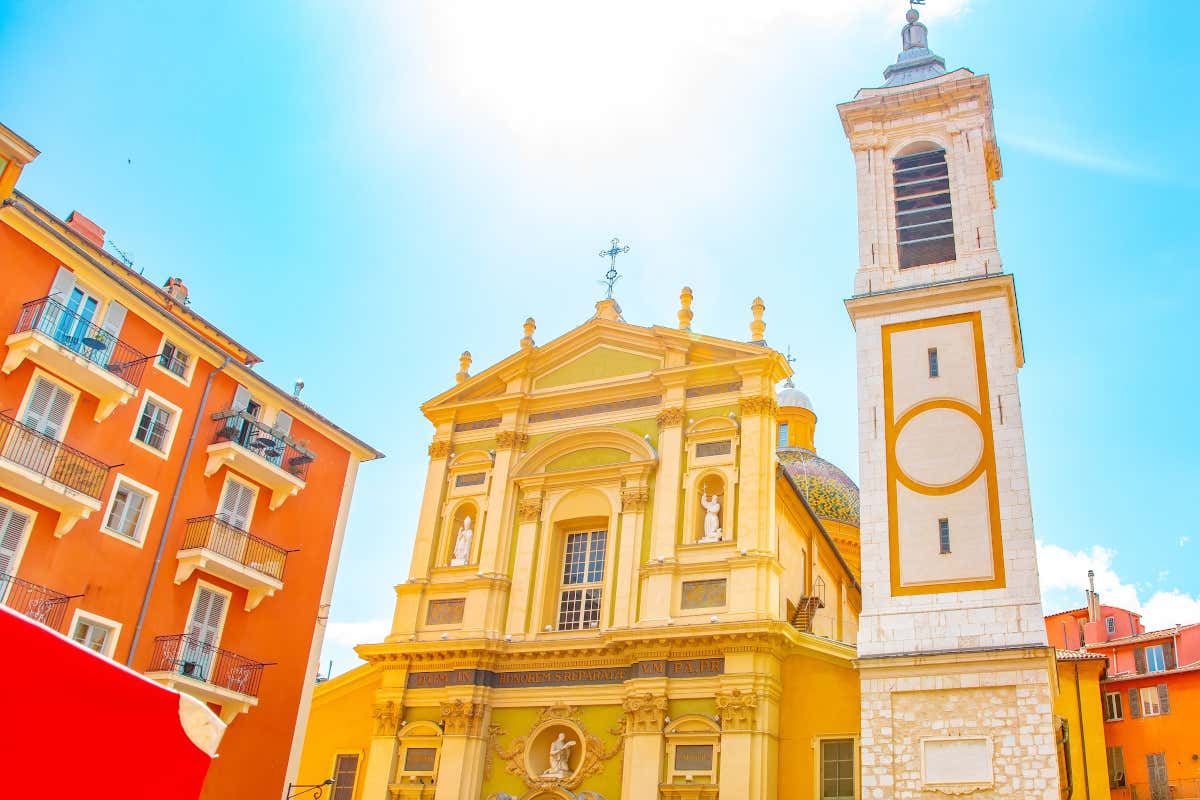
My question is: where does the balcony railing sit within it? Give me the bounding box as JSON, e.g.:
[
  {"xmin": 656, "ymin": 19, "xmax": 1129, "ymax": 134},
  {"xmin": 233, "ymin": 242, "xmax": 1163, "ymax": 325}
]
[
  {"xmin": 14, "ymin": 297, "xmax": 150, "ymax": 386},
  {"xmin": 147, "ymin": 634, "xmax": 267, "ymax": 699},
  {"xmin": 181, "ymin": 516, "xmax": 288, "ymax": 582},
  {"xmin": 212, "ymin": 412, "xmax": 314, "ymax": 480},
  {"xmin": 0, "ymin": 413, "xmax": 110, "ymax": 499},
  {"xmin": 0, "ymin": 572, "xmax": 73, "ymax": 631}
]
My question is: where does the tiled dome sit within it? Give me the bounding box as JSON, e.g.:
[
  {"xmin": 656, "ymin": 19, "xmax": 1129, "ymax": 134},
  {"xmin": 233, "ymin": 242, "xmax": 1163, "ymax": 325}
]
[{"xmin": 778, "ymin": 447, "xmax": 860, "ymax": 527}]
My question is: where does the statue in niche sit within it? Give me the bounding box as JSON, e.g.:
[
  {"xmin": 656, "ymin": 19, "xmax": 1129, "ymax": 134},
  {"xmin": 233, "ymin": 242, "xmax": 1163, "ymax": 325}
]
[
  {"xmin": 699, "ymin": 488, "xmax": 723, "ymax": 543},
  {"xmin": 541, "ymin": 732, "xmax": 577, "ymax": 778},
  {"xmin": 450, "ymin": 515, "xmax": 473, "ymax": 566}
]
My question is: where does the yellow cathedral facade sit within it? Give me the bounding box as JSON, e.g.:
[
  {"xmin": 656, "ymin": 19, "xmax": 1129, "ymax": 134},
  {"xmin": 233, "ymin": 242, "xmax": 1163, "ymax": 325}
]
[{"xmin": 296, "ymin": 11, "xmax": 1112, "ymax": 800}]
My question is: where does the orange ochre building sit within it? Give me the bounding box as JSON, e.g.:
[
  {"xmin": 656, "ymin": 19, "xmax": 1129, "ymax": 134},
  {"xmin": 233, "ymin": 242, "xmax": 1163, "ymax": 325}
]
[
  {"xmin": 1047, "ymin": 573, "xmax": 1200, "ymax": 800},
  {"xmin": 0, "ymin": 122, "xmax": 382, "ymax": 799}
]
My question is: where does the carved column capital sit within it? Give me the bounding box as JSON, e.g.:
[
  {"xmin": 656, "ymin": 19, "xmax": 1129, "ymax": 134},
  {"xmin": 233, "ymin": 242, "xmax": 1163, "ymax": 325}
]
[
  {"xmin": 620, "ymin": 487, "xmax": 649, "ymax": 513},
  {"xmin": 517, "ymin": 496, "xmax": 543, "ymax": 523},
  {"xmin": 715, "ymin": 689, "xmax": 758, "ymax": 731},
  {"xmin": 428, "ymin": 440, "xmax": 452, "ymax": 459},
  {"xmin": 441, "ymin": 699, "xmax": 486, "ymax": 737},
  {"xmin": 622, "ymin": 692, "xmax": 668, "ymax": 734},
  {"xmin": 656, "ymin": 407, "xmax": 685, "ymax": 428},
  {"xmin": 495, "ymin": 430, "xmax": 529, "ymax": 450},
  {"xmin": 372, "ymin": 700, "xmax": 400, "ymax": 736},
  {"xmin": 737, "ymin": 396, "xmax": 778, "ymax": 417}
]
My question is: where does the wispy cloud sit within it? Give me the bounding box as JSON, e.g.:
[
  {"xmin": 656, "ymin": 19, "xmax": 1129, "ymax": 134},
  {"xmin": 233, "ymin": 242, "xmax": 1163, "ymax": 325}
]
[
  {"xmin": 1003, "ymin": 132, "xmax": 1170, "ymax": 183},
  {"xmin": 1038, "ymin": 540, "xmax": 1200, "ymax": 631},
  {"xmin": 324, "ymin": 619, "xmax": 389, "ymax": 648},
  {"xmin": 1181, "ymin": 535, "xmax": 1191, "ymax": 547}
]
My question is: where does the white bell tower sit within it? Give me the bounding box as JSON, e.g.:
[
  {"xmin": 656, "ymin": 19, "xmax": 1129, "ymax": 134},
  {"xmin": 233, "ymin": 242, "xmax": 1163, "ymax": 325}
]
[{"xmin": 840, "ymin": 10, "xmax": 1060, "ymax": 799}]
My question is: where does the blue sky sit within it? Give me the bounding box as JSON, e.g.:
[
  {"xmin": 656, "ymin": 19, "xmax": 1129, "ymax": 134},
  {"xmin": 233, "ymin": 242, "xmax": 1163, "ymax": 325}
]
[{"xmin": 2, "ymin": 1, "xmax": 1197, "ymax": 675}]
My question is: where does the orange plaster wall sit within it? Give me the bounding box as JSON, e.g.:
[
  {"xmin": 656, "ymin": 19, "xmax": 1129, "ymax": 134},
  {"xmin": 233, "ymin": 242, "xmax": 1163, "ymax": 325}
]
[
  {"xmin": 778, "ymin": 651, "xmax": 860, "ymax": 798},
  {"xmin": 0, "ymin": 217, "xmax": 360, "ymax": 800},
  {"xmin": 1102, "ymin": 670, "xmax": 1200, "ymax": 789}
]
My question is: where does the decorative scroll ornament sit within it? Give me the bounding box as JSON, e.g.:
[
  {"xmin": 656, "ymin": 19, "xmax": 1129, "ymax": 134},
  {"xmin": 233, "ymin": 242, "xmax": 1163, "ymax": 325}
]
[
  {"xmin": 441, "ymin": 699, "xmax": 485, "ymax": 736},
  {"xmin": 495, "ymin": 430, "xmax": 530, "ymax": 450},
  {"xmin": 737, "ymin": 397, "xmax": 778, "ymax": 417},
  {"xmin": 485, "ymin": 703, "xmax": 623, "ymax": 792},
  {"xmin": 428, "ymin": 440, "xmax": 452, "ymax": 459},
  {"xmin": 517, "ymin": 497, "xmax": 543, "ymax": 523},
  {"xmin": 620, "ymin": 487, "xmax": 649, "ymax": 513},
  {"xmin": 656, "ymin": 407, "xmax": 685, "ymax": 428},
  {"xmin": 622, "ymin": 692, "xmax": 668, "ymax": 733},
  {"xmin": 715, "ymin": 689, "xmax": 758, "ymax": 730},
  {"xmin": 372, "ymin": 700, "xmax": 400, "ymax": 736}
]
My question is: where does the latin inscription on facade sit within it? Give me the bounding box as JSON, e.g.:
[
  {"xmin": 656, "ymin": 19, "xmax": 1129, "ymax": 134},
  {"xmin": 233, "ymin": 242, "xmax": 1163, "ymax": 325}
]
[
  {"xmin": 681, "ymin": 579, "xmax": 727, "ymax": 609},
  {"xmin": 405, "ymin": 657, "xmax": 724, "ymax": 690},
  {"xmin": 674, "ymin": 744, "xmax": 714, "ymax": 772},
  {"xmin": 404, "ymin": 747, "xmax": 437, "ymax": 772},
  {"xmin": 426, "ymin": 598, "xmax": 466, "ymax": 625}
]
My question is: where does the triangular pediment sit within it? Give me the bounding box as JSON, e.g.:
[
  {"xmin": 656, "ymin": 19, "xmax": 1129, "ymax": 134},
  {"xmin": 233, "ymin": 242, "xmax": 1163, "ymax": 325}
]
[{"xmin": 424, "ymin": 316, "xmax": 783, "ymax": 412}]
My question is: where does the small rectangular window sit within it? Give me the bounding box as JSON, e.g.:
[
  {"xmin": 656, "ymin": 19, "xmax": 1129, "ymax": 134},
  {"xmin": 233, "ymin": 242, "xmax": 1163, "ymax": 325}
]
[
  {"xmin": 1140, "ymin": 686, "xmax": 1163, "ymax": 716},
  {"xmin": 331, "ymin": 754, "xmax": 359, "ymax": 800},
  {"xmin": 71, "ymin": 618, "xmax": 113, "ymax": 654},
  {"xmin": 1102, "ymin": 691, "xmax": 1123, "ymax": 721},
  {"xmin": 558, "ymin": 529, "xmax": 606, "ymax": 630},
  {"xmin": 135, "ymin": 400, "xmax": 173, "ymax": 451},
  {"xmin": 1105, "ymin": 616, "xmax": 1117, "ymax": 634},
  {"xmin": 1145, "ymin": 645, "xmax": 1166, "ymax": 673},
  {"xmin": 938, "ymin": 518, "xmax": 951, "ymax": 554},
  {"xmin": 105, "ymin": 481, "xmax": 151, "ymax": 541},
  {"xmin": 1106, "ymin": 746, "xmax": 1126, "ymax": 788},
  {"xmin": 821, "ymin": 739, "xmax": 855, "ymax": 800},
  {"xmin": 158, "ymin": 340, "xmax": 191, "ymax": 379},
  {"xmin": 777, "ymin": 422, "xmax": 789, "ymax": 448},
  {"xmin": 928, "ymin": 347, "xmax": 939, "ymax": 378}
]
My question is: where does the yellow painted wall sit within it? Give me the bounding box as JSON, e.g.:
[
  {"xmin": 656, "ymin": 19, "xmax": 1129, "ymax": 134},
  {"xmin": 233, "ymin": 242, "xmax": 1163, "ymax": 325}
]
[
  {"xmin": 1054, "ymin": 659, "xmax": 1112, "ymax": 800},
  {"xmin": 534, "ymin": 346, "xmax": 662, "ymax": 389},
  {"xmin": 546, "ymin": 446, "xmax": 631, "ymax": 472},
  {"xmin": 295, "ymin": 664, "xmax": 382, "ymax": 799},
  {"xmin": 779, "ymin": 651, "xmax": 860, "ymax": 799}
]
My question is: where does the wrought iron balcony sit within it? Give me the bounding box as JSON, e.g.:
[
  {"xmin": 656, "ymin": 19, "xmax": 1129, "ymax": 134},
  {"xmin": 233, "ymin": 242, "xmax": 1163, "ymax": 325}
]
[
  {"xmin": 145, "ymin": 633, "xmax": 269, "ymax": 723},
  {"xmin": 0, "ymin": 413, "xmax": 110, "ymax": 536},
  {"xmin": 204, "ymin": 411, "xmax": 314, "ymax": 509},
  {"xmin": 175, "ymin": 516, "xmax": 288, "ymax": 611},
  {"xmin": 0, "ymin": 571, "xmax": 73, "ymax": 631},
  {"xmin": 3, "ymin": 298, "xmax": 150, "ymax": 421}
]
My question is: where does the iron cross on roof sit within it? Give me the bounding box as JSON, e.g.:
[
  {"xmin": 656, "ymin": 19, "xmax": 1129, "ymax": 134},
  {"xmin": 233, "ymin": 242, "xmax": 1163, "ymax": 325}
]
[{"xmin": 598, "ymin": 237, "xmax": 630, "ymax": 299}]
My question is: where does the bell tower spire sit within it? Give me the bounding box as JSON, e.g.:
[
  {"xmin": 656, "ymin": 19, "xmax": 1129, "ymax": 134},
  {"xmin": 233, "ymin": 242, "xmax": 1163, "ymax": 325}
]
[{"xmin": 883, "ymin": 7, "xmax": 947, "ymax": 87}]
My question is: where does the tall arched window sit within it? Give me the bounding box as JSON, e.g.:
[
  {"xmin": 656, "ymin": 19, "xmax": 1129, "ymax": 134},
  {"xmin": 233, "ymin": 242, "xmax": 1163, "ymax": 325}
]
[
  {"xmin": 557, "ymin": 528, "xmax": 607, "ymax": 630},
  {"xmin": 894, "ymin": 145, "xmax": 956, "ymax": 268}
]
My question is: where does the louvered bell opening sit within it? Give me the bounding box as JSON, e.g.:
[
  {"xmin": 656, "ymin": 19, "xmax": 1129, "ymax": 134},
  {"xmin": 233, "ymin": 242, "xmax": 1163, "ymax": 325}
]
[{"xmin": 894, "ymin": 148, "xmax": 956, "ymax": 268}]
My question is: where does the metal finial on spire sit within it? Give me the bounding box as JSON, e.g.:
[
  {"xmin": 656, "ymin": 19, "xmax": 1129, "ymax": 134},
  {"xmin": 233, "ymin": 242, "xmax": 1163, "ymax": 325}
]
[
  {"xmin": 784, "ymin": 346, "xmax": 797, "ymax": 388},
  {"xmin": 882, "ymin": 0, "xmax": 945, "ymax": 87},
  {"xmin": 598, "ymin": 237, "xmax": 629, "ymax": 299}
]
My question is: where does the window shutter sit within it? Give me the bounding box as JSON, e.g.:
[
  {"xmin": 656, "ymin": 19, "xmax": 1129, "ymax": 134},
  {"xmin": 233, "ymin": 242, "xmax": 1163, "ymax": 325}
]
[
  {"xmin": 1134, "ymin": 647, "xmax": 1147, "ymax": 674},
  {"xmin": 274, "ymin": 411, "xmax": 293, "ymax": 437},
  {"xmin": 1115, "ymin": 692, "xmax": 1123, "ymax": 720},
  {"xmin": 232, "ymin": 385, "xmax": 252, "ymax": 412},
  {"xmin": 23, "ymin": 377, "xmax": 72, "ymax": 439},
  {"xmin": 48, "ymin": 266, "xmax": 77, "ymax": 303},
  {"xmin": 218, "ymin": 479, "xmax": 255, "ymax": 531},
  {"xmin": 1163, "ymin": 640, "xmax": 1177, "ymax": 670},
  {"xmin": 1128, "ymin": 688, "xmax": 1141, "ymax": 718},
  {"xmin": 1157, "ymin": 684, "xmax": 1170, "ymax": 715},
  {"xmin": 0, "ymin": 505, "xmax": 31, "ymax": 575},
  {"xmin": 98, "ymin": 301, "xmax": 127, "ymax": 340},
  {"xmin": 188, "ymin": 587, "xmax": 226, "ymax": 647}
]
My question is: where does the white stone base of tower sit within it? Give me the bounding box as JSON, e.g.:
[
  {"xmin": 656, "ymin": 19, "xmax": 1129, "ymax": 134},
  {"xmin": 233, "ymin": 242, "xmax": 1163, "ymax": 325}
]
[{"xmin": 858, "ymin": 647, "xmax": 1060, "ymax": 800}]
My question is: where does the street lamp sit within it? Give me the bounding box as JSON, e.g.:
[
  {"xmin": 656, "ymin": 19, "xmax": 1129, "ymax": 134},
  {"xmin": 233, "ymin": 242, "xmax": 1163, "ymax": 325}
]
[{"xmin": 285, "ymin": 778, "xmax": 334, "ymax": 799}]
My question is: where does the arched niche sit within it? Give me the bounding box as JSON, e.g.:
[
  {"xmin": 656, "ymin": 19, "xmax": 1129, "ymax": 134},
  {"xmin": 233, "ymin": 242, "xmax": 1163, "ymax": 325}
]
[
  {"xmin": 442, "ymin": 499, "xmax": 481, "ymax": 567},
  {"xmin": 690, "ymin": 471, "xmax": 728, "ymax": 544}
]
